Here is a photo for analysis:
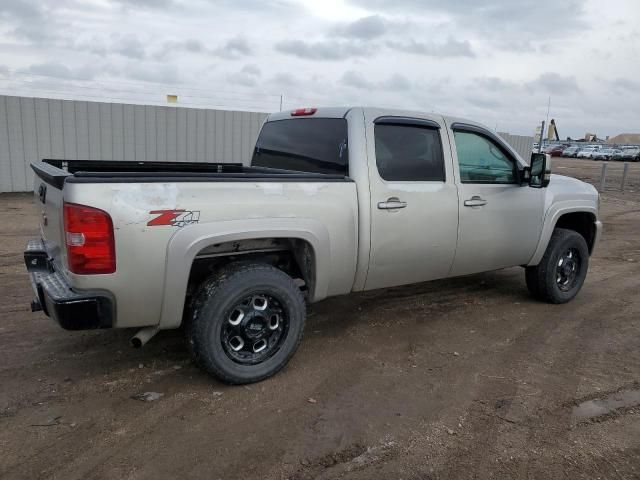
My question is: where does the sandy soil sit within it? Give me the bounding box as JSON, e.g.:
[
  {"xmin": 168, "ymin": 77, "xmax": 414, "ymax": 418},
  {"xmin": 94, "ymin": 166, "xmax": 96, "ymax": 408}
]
[{"xmin": 1, "ymin": 158, "xmax": 639, "ymax": 479}]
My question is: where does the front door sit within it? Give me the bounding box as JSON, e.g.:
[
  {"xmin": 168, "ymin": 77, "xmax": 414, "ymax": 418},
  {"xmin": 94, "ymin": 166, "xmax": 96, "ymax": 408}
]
[
  {"xmin": 448, "ymin": 124, "xmax": 544, "ymax": 276},
  {"xmin": 364, "ymin": 113, "xmax": 459, "ymax": 290}
]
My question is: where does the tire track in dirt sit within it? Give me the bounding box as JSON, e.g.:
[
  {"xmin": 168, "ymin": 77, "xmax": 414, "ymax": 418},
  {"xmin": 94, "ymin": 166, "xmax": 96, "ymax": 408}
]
[{"xmin": 435, "ymin": 268, "xmax": 640, "ymax": 479}]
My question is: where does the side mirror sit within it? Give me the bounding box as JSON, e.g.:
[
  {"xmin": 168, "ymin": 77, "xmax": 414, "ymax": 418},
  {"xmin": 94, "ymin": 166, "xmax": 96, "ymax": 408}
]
[{"xmin": 527, "ymin": 153, "xmax": 551, "ymax": 188}]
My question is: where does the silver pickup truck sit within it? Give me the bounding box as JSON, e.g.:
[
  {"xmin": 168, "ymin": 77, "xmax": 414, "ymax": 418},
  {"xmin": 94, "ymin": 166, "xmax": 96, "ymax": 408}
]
[{"xmin": 25, "ymin": 106, "xmax": 602, "ymax": 384}]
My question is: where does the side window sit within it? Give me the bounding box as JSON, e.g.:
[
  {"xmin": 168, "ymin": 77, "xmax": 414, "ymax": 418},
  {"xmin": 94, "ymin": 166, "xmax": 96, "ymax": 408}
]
[
  {"xmin": 374, "ymin": 124, "xmax": 445, "ymax": 181},
  {"xmin": 453, "ymin": 131, "xmax": 516, "ymax": 184}
]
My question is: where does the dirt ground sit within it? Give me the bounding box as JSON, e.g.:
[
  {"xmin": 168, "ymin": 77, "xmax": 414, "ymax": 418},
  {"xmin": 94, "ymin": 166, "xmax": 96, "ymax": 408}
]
[{"xmin": 1, "ymin": 158, "xmax": 639, "ymax": 479}]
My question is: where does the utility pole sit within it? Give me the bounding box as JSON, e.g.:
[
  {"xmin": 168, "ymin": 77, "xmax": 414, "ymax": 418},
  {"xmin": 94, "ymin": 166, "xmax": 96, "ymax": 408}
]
[
  {"xmin": 545, "ymin": 96, "xmax": 551, "ymax": 130},
  {"xmin": 279, "ymin": 94, "xmax": 283, "ymax": 112},
  {"xmin": 538, "ymin": 120, "xmax": 545, "ymax": 153}
]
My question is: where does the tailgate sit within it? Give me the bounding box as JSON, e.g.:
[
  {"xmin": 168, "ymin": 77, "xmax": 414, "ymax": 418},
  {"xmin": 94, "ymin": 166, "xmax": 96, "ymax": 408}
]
[
  {"xmin": 26, "ymin": 162, "xmax": 116, "ymax": 329},
  {"xmin": 31, "ymin": 162, "xmax": 70, "ymax": 269}
]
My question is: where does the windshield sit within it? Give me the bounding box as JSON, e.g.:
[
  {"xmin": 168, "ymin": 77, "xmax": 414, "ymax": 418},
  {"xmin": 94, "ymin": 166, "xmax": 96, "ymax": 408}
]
[{"xmin": 252, "ymin": 118, "xmax": 349, "ymax": 175}]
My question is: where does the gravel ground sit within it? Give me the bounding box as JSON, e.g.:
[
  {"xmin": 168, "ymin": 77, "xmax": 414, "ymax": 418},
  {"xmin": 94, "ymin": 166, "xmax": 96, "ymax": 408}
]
[{"xmin": 1, "ymin": 158, "xmax": 639, "ymax": 479}]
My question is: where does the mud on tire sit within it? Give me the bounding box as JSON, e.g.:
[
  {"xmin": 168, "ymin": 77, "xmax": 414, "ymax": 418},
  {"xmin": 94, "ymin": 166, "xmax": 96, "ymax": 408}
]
[
  {"xmin": 525, "ymin": 228, "xmax": 589, "ymax": 304},
  {"xmin": 186, "ymin": 263, "xmax": 306, "ymax": 384}
]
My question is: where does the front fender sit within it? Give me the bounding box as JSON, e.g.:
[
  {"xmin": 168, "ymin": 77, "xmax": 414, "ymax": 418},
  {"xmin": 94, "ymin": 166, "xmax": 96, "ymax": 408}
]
[
  {"xmin": 158, "ymin": 217, "xmax": 331, "ymax": 329},
  {"xmin": 527, "ymin": 201, "xmax": 598, "ymax": 266}
]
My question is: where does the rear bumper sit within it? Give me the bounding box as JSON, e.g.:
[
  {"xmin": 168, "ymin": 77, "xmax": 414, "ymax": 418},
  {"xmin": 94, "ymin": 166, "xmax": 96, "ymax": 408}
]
[{"xmin": 24, "ymin": 239, "xmax": 114, "ymax": 330}]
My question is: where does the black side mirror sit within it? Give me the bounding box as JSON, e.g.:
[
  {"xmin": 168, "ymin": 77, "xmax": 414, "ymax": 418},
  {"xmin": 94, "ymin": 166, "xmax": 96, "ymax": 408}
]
[{"xmin": 527, "ymin": 153, "xmax": 551, "ymax": 188}]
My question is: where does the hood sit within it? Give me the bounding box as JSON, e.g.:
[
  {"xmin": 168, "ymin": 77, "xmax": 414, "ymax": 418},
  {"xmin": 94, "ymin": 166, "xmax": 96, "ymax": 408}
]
[{"xmin": 547, "ymin": 174, "xmax": 599, "ymax": 204}]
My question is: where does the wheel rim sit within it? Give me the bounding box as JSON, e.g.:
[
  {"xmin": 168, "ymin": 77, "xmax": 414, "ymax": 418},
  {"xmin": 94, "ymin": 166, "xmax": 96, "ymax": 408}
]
[
  {"xmin": 556, "ymin": 248, "xmax": 581, "ymax": 292},
  {"xmin": 221, "ymin": 293, "xmax": 289, "ymax": 365}
]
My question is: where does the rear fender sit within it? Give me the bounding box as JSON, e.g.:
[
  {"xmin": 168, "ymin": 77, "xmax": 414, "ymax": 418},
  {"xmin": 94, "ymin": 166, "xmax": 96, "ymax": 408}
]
[{"xmin": 158, "ymin": 218, "xmax": 330, "ymax": 329}]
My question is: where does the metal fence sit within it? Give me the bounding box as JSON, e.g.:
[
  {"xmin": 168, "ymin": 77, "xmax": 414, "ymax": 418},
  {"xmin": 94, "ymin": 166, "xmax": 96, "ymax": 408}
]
[
  {"xmin": 598, "ymin": 162, "xmax": 637, "ymax": 192},
  {"xmin": 0, "ymin": 95, "xmax": 536, "ymax": 193},
  {"xmin": 0, "ymin": 95, "xmax": 268, "ymax": 192},
  {"xmin": 498, "ymin": 132, "xmax": 534, "ymax": 162}
]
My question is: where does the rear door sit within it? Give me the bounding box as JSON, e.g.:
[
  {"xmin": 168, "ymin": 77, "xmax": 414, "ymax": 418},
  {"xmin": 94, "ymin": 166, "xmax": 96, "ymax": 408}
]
[
  {"xmin": 364, "ymin": 112, "xmax": 459, "ymax": 290},
  {"xmin": 447, "ymin": 123, "xmax": 544, "ymax": 276}
]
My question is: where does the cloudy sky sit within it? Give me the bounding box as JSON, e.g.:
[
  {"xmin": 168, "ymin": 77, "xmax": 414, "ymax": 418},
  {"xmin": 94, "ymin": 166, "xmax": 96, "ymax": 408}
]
[{"xmin": 0, "ymin": 0, "xmax": 638, "ymax": 138}]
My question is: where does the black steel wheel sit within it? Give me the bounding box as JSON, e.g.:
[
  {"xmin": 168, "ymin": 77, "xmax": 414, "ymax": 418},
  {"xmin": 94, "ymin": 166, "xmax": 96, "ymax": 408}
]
[
  {"xmin": 555, "ymin": 248, "xmax": 581, "ymax": 292},
  {"xmin": 525, "ymin": 228, "xmax": 589, "ymax": 304},
  {"xmin": 187, "ymin": 263, "xmax": 306, "ymax": 384},
  {"xmin": 221, "ymin": 293, "xmax": 289, "ymax": 365}
]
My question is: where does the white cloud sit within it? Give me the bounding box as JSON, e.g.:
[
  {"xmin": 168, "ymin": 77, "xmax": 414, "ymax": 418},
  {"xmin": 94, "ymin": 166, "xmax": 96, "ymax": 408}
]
[
  {"xmin": 275, "ymin": 39, "xmax": 373, "ymax": 60},
  {"xmin": 214, "ymin": 36, "xmax": 253, "ymax": 59},
  {"xmin": 0, "ymin": 0, "xmax": 637, "ymax": 138},
  {"xmin": 387, "ymin": 38, "xmax": 475, "ymax": 58},
  {"xmin": 333, "ymin": 15, "xmax": 389, "ymax": 39}
]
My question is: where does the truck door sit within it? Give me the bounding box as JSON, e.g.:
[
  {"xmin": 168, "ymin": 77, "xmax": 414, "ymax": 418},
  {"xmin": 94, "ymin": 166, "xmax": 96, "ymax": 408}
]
[
  {"xmin": 447, "ymin": 123, "xmax": 544, "ymax": 276},
  {"xmin": 364, "ymin": 113, "xmax": 459, "ymax": 290}
]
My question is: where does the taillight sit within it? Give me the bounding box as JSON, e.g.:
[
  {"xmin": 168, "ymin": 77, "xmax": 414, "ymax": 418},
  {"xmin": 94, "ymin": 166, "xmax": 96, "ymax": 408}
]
[
  {"xmin": 63, "ymin": 202, "xmax": 116, "ymax": 274},
  {"xmin": 290, "ymin": 107, "xmax": 317, "ymax": 117}
]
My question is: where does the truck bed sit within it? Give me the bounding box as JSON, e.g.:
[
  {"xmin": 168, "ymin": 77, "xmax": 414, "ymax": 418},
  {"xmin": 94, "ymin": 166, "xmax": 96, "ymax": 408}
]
[
  {"xmin": 34, "ymin": 159, "xmax": 350, "ymax": 189},
  {"xmin": 29, "ymin": 156, "xmax": 359, "ymax": 330}
]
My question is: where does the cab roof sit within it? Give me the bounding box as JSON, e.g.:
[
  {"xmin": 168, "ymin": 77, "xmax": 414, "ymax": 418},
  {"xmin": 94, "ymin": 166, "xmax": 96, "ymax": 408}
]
[{"xmin": 265, "ymin": 106, "xmax": 527, "ymax": 165}]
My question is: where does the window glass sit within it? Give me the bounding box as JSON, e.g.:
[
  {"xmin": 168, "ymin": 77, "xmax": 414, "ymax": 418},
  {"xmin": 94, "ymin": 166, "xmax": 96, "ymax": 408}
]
[
  {"xmin": 453, "ymin": 131, "xmax": 516, "ymax": 183},
  {"xmin": 251, "ymin": 119, "xmax": 348, "ymax": 175},
  {"xmin": 374, "ymin": 124, "xmax": 445, "ymax": 181}
]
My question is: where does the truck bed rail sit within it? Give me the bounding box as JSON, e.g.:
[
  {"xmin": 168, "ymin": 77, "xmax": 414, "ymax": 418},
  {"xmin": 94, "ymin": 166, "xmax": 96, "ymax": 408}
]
[{"xmin": 32, "ymin": 159, "xmax": 352, "ymax": 188}]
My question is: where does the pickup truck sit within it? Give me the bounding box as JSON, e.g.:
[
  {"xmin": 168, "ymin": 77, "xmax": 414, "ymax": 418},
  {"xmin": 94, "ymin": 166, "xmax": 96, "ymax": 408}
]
[{"xmin": 25, "ymin": 107, "xmax": 602, "ymax": 384}]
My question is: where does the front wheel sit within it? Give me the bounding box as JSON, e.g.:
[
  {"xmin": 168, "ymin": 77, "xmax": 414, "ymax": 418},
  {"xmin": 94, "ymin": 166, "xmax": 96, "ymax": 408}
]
[
  {"xmin": 186, "ymin": 263, "xmax": 306, "ymax": 384},
  {"xmin": 525, "ymin": 228, "xmax": 589, "ymax": 304}
]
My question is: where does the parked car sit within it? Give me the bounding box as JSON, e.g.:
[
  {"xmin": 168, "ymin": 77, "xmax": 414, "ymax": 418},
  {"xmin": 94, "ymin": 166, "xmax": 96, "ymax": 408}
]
[
  {"xmin": 577, "ymin": 146, "xmax": 600, "ymax": 159},
  {"xmin": 545, "ymin": 145, "xmax": 565, "ymax": 157},
  {"xmin": 25, "ymin": 106, "xmax": 602, "ymax": 384},
  {"xmin": 592, "ymin": 148, "xmax": 621, "ymax": 161},
  {"xmin": 618, "ymin": 147, "xmax": 640, "ymax": 161},
  {"xmin": 562, "ymin": 146, "xmax": 581, "ymax": 157}
]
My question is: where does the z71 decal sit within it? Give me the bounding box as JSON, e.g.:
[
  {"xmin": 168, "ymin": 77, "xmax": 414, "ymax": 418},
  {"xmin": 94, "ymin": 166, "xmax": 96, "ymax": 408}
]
[{"xmin": 147, "ymin": 209, "xmax": 200, "ymax": 227}]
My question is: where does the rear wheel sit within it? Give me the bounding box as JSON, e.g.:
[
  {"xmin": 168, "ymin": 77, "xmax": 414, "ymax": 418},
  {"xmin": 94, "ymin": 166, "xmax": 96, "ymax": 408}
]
[
  {"xmin": 186, "ymin": 263, "xmax": 306, "ymax": 384},
  {"xmin": 525, "ymin": 228, "xmax": 589, "ymax": 304}
]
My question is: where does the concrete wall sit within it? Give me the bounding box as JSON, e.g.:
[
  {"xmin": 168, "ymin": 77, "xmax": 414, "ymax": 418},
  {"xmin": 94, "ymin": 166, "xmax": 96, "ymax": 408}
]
[
  {"xmin": 498, "ymin": 132, "xmax": 534, "ymax": 163},
  {"xmin": 0, "ymin": 95, "xmax": 268, "ymax": 192}
]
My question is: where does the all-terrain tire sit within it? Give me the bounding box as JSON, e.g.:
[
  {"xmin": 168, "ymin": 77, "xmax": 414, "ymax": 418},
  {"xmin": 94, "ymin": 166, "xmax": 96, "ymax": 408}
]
[
  {"xmin": 525, "ymin": 228, "xmax": 589, "ymax": 304},
  {"xmin": 186, "ymin": 263, "xmax": 306, "ymax": 384}
]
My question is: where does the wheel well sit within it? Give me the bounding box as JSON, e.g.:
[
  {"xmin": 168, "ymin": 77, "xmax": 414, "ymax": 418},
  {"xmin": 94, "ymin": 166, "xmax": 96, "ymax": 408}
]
[
  {"xmin": 186, "ymin": 238, "xmax": 315, "ymax": 303},
  {"xmin": 555, "ymin": 212, "xmax": 597, "ymax": 253}
]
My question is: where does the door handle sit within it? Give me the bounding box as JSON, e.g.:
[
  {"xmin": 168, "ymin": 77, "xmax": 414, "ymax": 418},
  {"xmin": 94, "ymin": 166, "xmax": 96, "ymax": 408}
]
[
  {"xmin": 464, "ymin": 196, "xmax": 488, "ymax": 207},
  {"xmin": 378, "ymin": 197, "xmax": 407, "ymax": 210}
]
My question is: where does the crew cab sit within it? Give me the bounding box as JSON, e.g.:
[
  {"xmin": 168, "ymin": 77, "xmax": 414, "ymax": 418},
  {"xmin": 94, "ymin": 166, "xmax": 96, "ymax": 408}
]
[{"xmin": 25, "ymin": 107, "xmax": 602, "ymax": 384}]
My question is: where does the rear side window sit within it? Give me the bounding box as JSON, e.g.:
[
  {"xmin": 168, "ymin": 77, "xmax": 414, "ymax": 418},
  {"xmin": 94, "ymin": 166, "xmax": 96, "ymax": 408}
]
[
  {"xmin": 374, "ymin": 124, "xmax": 445, "ymax": 181},
  {"xmin": 252, "ymin": 119, "xmax": 348, "ymax": 175}
]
